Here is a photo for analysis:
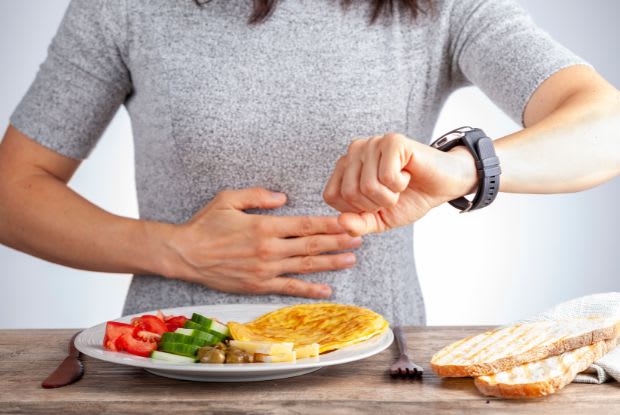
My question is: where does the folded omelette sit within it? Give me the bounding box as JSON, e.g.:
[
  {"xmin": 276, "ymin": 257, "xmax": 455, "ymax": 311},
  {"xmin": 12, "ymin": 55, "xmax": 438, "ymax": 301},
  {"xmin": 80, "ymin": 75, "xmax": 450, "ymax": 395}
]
[{"xmin": 228, "ymin": 303, "xmax": 389, "ymax": 353}]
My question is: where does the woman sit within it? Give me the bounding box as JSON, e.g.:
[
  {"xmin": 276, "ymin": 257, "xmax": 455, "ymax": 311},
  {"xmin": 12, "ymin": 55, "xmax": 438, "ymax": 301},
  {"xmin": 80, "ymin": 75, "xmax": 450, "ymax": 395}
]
[{"xmin": 0, "ymin": 0, "xmax": 618, "ymax": 325}]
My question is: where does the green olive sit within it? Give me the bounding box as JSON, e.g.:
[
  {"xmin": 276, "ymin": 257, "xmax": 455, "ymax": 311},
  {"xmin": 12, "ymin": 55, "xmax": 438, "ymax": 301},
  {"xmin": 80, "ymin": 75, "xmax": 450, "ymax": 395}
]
[
  {"xmin": 226, "ymin": 353, "xmax": 243, "ymax": 363},
  {"xmin": 225, "ymin": 347, "xmax": 253, "ymax": 363},
  {"xmin": 214, "ymin": 342, "xmax": 228, "ymax": 351},
  {"xmin": 199, "ymin": 348, "xmax": 226, "ymax": 364},
  {"xmin": 197, "ymin": 346, "xmax": 213, "ymax": 361}
]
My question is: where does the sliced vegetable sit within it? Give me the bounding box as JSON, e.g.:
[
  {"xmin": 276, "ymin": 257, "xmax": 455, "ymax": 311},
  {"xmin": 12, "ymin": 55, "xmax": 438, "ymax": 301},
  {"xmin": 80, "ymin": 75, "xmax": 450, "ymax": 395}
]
[
  {"xmin": 164, "ymin": 315, "xmax": 188, "ymax": 332},
  {"xmin": 161, "ymin": 332, "xmax": 207, "ymax": 347},
  {"xmin": 133, "ymin": 326, "xmax": 162, "ymax": 343},
  {"xmin": 159, "ymin": 342, "xmax": 201, "ymax": 358},
  {"xmin": 156, "ymin": 310, "xmax": 166, "ymax": 322},
  {"xmin": 175, "ymin": 328, "xmax": 223, "ymax": 346},
  {"xmin": 103, "ymin": 322, "xmax": 134, "ymax": 351},
  {"xmin": 183, "ymin": 320, "xmax": 228, "ymax": 338},
  {"xmin": 132, "ymin": 314, "xmax": 168, "ymax": 335},
  {"xmin": 190, "ymin": 313, "xmax": 230, "ymax": 337},
  {"xmin": 150, "ymin": 350, "xmax": 196, "ymax": 364},
  {"xmin": 117, "ymin": 333, "xmax": 157, "ymax": 357}
]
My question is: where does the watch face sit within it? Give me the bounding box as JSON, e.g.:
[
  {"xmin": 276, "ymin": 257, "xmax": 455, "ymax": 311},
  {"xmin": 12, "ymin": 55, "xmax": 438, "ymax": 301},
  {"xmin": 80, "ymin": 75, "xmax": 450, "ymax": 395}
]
[{"xmin": 431, "ymin": 126, "xmax": 473, "ymax": 150}]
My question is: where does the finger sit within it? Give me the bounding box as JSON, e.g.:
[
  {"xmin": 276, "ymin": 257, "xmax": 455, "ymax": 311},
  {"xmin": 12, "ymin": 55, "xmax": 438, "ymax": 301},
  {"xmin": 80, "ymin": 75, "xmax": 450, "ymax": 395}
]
[
  {"xmin": 257, "ymin": 277, "xmax": 333, "ymax": 299},
  {"xmin": 341, "ymin": 158, "xmax": 381, "ymax": 212},
  {"xmin": 277, "ymin": 252, "xmax": 356, "ymax": 275},
  {"xmin": 338, "ymin": 212, "xmax": 385, "ymax": 236},
  {"xmin": 267, "ymin": 215, "xmax": 346, "ymax": 237},
  {"xmin": 274, "ymin": 233, "xmax": 363, "ymax": 258},
  {"xmin": 378, "ymin": 136, "xmax": 413, "ymax": 193},
  {"xmin": 213, "ymin": 187, "xmax": 287, "ymax": 210},
  {"xmin": 323, "ymin": 156, "xmax": 360, "ymax": 213},
  {"xmin": 360, "ymin": 140, "xmax": 400, "ymax": 208}
]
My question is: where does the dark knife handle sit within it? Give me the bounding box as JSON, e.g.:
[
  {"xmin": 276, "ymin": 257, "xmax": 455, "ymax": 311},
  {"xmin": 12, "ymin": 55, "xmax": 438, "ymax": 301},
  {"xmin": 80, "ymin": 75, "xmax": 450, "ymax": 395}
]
[
  {"xmin": 394, "ymin": 326, "xmax": 408, "ymax": 356},
  {"xmin": 42, "ymin": 331, "xmax": 84, "ymax": 389}
]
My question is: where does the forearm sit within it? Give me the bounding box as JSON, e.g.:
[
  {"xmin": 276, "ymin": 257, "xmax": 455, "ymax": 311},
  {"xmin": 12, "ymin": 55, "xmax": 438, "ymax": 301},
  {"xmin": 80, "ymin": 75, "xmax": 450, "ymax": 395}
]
[
  {"xmin": 495, "ymin": 88, "xmax": 620, "ymax": 194},
  {"xmin": 0, "ymin": 171, "xmax": 176, "ymax": 276}
]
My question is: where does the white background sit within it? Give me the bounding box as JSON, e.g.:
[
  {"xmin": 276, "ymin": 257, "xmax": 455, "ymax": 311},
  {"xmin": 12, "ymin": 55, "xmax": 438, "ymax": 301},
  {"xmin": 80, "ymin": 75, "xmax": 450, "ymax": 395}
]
[{"xmin": 1, "ymin": 0, "xmax": 618, "ymax": 328}]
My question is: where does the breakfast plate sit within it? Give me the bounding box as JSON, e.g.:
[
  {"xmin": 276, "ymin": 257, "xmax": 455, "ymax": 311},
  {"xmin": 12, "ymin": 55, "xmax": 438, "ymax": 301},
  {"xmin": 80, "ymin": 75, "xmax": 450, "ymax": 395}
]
[{"xmin": 75, "ymin": 303, "xmax": 394, "ymax": 382}]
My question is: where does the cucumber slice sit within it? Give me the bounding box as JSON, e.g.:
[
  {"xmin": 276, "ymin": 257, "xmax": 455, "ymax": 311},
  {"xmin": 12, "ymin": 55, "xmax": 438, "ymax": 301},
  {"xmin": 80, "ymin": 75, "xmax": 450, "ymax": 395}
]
[
  {"xmin": 184, "ymin": 320, "xmax": 229, "ymax": 339},
  {"xmin": 150, "ymin": 350, "xmax": 196, "ymax": 364},
  {"xmin": 175, "ymin": 328, "xmax": 223, "ymax": 346},
  {"xmin": 161, "ymin": 332, "xmax": 208, "ymax": 347},
  {"xmin": 158, "ymin": 342, "xmax": 200, "ymax": 358},
  {"xmin": 190, "ymin": 313, "xmax": 230, "ymax": 337}
]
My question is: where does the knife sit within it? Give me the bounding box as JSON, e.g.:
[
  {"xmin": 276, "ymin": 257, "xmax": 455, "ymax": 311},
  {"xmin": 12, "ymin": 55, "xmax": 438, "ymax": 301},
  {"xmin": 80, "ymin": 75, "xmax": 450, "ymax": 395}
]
[{"xmin": 42, "ymin": 331, "xmax": 84, "ymax": 389}]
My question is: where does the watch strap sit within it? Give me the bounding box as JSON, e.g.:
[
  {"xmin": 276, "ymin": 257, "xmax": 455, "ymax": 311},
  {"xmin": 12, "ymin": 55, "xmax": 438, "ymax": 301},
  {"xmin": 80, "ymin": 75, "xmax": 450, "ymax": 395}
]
[
  {"xmin": 432, "ymin": 127, "xmax": 501, "ymax": 212},
  {"xmin": 450, "ymin": 128, "xmax": 501, "ymax": 212}
]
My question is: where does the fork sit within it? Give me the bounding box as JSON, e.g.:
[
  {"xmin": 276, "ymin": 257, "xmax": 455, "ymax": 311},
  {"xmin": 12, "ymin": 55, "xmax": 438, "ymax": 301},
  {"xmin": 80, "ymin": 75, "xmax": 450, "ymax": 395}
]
[{"xmin": 389, "ymin": 326, "xmax": 423, "ymax": 378}]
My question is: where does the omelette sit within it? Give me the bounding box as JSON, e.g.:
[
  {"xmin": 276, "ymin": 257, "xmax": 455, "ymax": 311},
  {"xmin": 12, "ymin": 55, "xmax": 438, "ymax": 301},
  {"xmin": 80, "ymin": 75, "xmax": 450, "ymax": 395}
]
[{"xmin": 228, "ymin": 303, "xmax": 389, "ymax": 353}]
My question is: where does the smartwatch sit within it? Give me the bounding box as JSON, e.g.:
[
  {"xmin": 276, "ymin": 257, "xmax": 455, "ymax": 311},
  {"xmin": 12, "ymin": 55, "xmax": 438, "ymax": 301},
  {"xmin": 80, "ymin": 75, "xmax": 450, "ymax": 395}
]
[{"xmin": 430, "ymin": 126, "xmax": 501, "ymax": 213}]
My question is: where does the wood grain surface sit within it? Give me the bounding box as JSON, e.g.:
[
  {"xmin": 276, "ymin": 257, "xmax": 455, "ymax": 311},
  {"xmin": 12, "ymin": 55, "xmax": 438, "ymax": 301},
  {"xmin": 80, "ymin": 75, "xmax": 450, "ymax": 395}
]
[{"xmin": 1, "ymin": 327, "xmax": 618, "ymax": 414}]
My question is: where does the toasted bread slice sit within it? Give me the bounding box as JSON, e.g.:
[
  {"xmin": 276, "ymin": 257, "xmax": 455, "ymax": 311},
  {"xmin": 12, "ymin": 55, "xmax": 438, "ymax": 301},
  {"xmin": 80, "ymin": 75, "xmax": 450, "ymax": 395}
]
[
  {"xmin": 474, "ymin": 337, "xmax": 616, "ymax": 398},
  {"xmin": 431, "ymin": 317, "xmax": 620, "ymax": 377}
]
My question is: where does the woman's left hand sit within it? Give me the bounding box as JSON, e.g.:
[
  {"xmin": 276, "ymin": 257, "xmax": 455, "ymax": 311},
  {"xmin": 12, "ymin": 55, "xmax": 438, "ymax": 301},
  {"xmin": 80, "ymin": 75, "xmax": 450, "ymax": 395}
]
[{"xmin": 323, "ymin": 133, "xmax": 478, "ymax": 236}]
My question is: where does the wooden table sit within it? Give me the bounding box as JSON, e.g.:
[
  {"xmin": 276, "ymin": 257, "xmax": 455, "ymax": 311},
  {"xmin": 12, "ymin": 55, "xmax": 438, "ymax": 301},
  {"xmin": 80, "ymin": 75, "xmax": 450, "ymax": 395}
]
[{"xmin": 1, "ymin": 327, "xmax": 619, "ymax": 414}]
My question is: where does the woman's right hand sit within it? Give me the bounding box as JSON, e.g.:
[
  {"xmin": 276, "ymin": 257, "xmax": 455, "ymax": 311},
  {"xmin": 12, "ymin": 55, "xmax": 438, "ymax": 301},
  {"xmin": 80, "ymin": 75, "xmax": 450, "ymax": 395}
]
[{"xmin": 163, "ymin": 187, "xmax": 362, "ymax": 299}]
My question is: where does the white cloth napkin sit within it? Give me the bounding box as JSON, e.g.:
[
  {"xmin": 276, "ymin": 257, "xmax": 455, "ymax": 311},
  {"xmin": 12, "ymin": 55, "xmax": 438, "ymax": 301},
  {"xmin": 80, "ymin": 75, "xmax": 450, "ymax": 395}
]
[{"xmin": 519, "ymin": 292, "xmax": 620, "ymax": 384}]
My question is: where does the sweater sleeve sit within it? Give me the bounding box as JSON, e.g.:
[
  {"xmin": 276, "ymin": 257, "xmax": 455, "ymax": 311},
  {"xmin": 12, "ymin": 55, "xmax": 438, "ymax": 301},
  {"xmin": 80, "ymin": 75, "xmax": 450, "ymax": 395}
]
[
  {"xmin": 447, "ymin": 0, "xmax": 590, "ymax": 126},
  {"xmin": 10, "ymin": 0, "xmax": 131, "ymax": 160}
]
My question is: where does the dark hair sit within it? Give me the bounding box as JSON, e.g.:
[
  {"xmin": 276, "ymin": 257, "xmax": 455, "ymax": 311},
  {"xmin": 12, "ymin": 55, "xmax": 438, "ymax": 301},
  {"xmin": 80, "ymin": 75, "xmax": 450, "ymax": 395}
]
[{"xmin": 195, "ymin": 0, "xmax": 429, "ymax": 24}]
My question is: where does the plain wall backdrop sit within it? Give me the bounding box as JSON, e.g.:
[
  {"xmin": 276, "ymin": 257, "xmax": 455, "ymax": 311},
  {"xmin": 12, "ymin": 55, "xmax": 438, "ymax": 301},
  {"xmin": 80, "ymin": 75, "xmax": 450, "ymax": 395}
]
[{"xmin": 0, "ymin": 0, "xmax": 618, "ymax": 328}]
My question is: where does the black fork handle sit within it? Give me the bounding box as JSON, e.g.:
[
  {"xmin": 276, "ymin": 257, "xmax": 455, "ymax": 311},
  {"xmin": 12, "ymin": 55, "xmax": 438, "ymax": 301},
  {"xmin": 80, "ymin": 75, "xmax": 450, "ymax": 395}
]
[{"xmin": 394, "ymin": 326, "xmax": 408, "ymax": 357}]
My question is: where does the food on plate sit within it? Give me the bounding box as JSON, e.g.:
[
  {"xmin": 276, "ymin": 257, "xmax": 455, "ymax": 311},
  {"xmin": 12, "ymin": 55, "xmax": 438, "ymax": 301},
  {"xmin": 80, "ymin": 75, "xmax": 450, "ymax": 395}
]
[
  {"xmin": 431, "ymin": 317, "xmax": 620, "ymax": 377},
  {"xmin": 190, "ymin": 313, "xmax": 230, "ymax": 337},
  {"xmin": 104, "ymin": 304, "xmax": 389, "ymax": 365},
  {"xmin": 255, "ymin": 351, "xmax": 297, "ymax": 363},
  {"xmin": 150, "ymin": 350, "xmax": 196, "ymax": 364},
  {"xmin": 229, "ymin": 340, "xmax": 294, "ymax": 355},
  {"xmin": 228, "ymin": 303, "xmax": 389, "ymax": 353},
  {"xmin": 197, "ymin": 346, "xmax": 227, "ymax": 363},
  {"xmin": 103, "ymin": 321, "xmax": 134, "ymax": 352},
  {"xmin": 294, "ymin": 343, "xmax": 320, "ymax": 359},
  {"xmin": 103, "ymin": 312, "xmax": 188, "ymax": 357},
  {"xmin": 475, "ymin": 338, "xmax": 617, "ymax": 399}
]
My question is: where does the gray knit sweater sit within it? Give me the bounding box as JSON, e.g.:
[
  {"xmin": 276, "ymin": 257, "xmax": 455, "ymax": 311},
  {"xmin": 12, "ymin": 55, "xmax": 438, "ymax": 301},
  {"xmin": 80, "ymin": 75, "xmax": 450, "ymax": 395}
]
[{"xmin": 11, "ymin": 0, "xmax": 586, "ymax": 324}]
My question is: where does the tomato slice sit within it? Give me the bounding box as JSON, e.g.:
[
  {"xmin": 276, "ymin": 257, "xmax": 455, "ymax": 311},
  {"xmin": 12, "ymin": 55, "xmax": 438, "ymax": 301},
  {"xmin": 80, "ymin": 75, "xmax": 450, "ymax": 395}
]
[
  {"xmin": 117, "ymin": 333, "xmax": 157, "ymax": 357},
  {"xmin": 156, "ymin": 310, "xmax": 166, "ymax": 322},
  {"xmin": 164, "ymin": 316, "xmax": 188, "ymax": 331},
  {"xmin": 133, "ymin": 326, "xmax": 161, "ymax": 343},
  {"xmin": 132, "ymin": 315, "xmax": 168, "ymax": 335},
  {"xmin": 103, "ymin": 322, "xmax": 134, "ymax": 351}
]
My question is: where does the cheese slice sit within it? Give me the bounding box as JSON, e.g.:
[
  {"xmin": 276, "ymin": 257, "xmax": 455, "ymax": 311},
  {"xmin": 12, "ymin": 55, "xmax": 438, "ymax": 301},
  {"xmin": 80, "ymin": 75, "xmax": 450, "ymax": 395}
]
[
  {"xmin": 295, "ymin": 343, "xmax": 320, "ymax": 359},
  {"xmin": 229, "ymin": 340, "xmax": 294, "ymax": 355},
  {"xmin": 254, "ymin": 351, "xmax": 297, "ymax": 363}
]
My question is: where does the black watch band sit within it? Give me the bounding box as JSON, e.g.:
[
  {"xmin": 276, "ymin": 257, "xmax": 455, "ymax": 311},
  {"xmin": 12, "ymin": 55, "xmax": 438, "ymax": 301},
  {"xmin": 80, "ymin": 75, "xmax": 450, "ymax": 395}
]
[{"xmin": 430, "ymin": 127, "xmax": 501, "ymax": 213}]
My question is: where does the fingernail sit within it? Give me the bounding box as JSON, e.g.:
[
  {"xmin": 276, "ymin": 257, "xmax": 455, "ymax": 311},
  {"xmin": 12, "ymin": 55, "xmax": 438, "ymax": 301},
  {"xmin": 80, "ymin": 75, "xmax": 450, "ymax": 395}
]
[
  {"xmin": 350, "ymin": 236, "xmax": 363, "ymax": 247},
  {"xmin": 319, "ymin": 286, "xmax": 332, "ymax": 297},
  {"xmin": 342, "ymin": 254, "xmax": 356, "ymax": 266},
  {"xmin": 271, "ymin": 192, "xmax": 285, "ymax": 200}
]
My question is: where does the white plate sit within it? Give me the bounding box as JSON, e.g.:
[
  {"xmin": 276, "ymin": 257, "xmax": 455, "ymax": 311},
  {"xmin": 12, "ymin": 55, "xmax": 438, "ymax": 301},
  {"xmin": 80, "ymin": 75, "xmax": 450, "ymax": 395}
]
[{"xmin": 75, "ymin": 303, "xmax": 393, "ymax": 382}]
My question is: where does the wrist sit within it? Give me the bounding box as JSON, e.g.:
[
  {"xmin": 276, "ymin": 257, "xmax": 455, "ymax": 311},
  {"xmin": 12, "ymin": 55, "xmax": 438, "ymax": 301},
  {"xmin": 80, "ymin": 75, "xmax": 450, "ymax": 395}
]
[
  {"xmin": 448, "ymin": 146, "xmax": 478, "ymax": 198},
  {"xmin": 139, "ymin": 220, "xmax": 189, "ymax": 279}
]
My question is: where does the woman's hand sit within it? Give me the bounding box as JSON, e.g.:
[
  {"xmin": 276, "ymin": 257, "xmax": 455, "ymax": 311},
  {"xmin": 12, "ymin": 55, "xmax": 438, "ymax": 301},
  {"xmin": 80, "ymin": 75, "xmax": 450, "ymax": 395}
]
[
  {"xmin": 323, "ymin": 133, "xmax": 477, "ymax": 236},
  {"xmin": 164, "ymin": 187, "xmax": 362, "ymax": 298}
]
